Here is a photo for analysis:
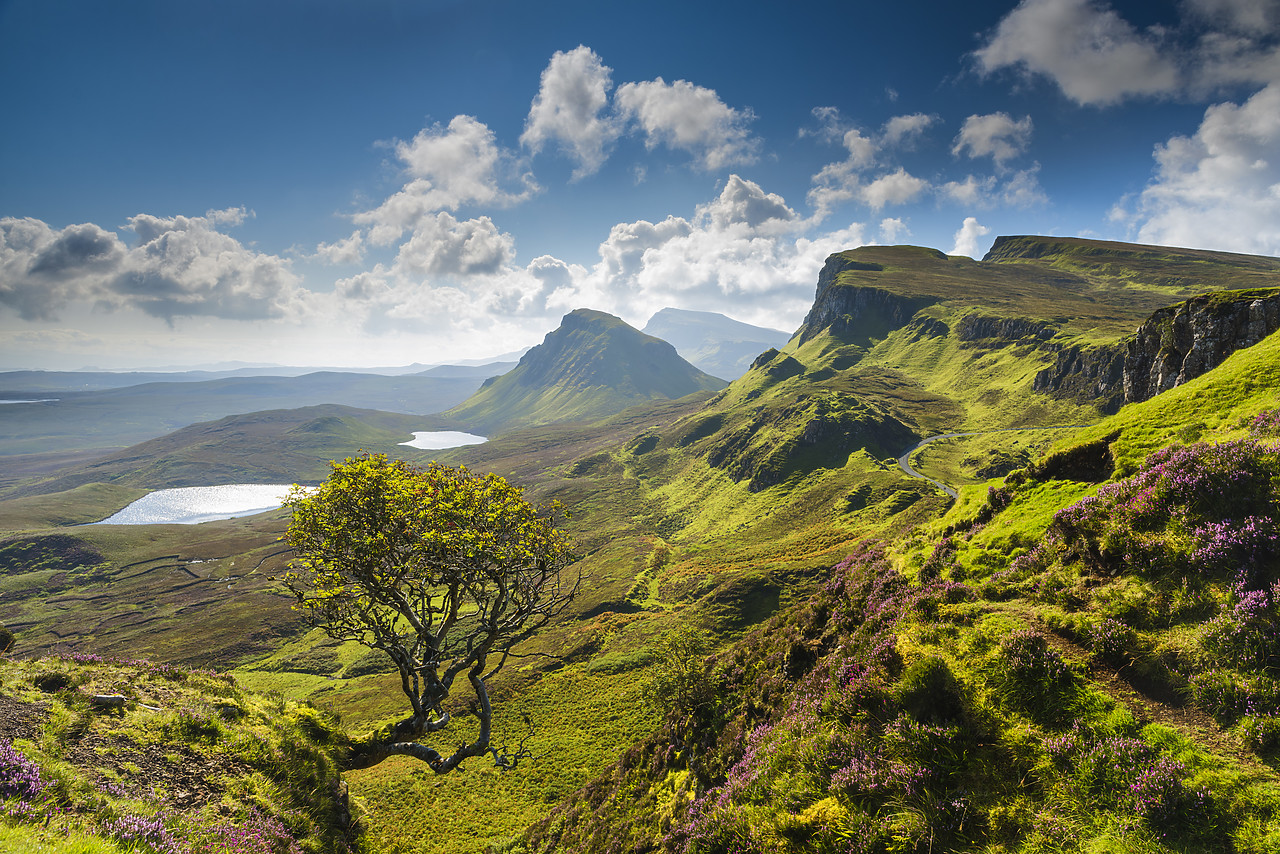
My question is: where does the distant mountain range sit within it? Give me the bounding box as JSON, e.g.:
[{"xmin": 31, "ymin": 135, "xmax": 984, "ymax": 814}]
[
  {"xmin": 445, "ymin": 308, "xmax": 727, "ymax": 433},
  {"xmin": 641, "ymin": 307, "xmax": 791, "ymax": 380}
]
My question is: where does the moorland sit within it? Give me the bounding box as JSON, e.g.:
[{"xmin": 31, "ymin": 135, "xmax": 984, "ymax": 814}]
[{"xmin": 2, "ymin": 235, "xmax": 1280, "ymax": 853}]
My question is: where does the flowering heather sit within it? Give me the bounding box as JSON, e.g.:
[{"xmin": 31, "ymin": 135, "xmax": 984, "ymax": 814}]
[
  {"xmin": 105, "ymin": 813, "xmax": 179, "ymax": 854},
  {"xmin": 0, "ymin": 740, "xmax": 49, "ymax": 803},
  {"xmin": 1249, "ymin": 408, "xmax": 1280, "ymax": 436},
  {"xmin": 184, "ymin": 808, "xmax": 303, "ymax": 854}
]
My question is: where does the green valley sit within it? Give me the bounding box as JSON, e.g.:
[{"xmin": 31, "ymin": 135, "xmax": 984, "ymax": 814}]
[{"xmin": 2, "ymin": 236, "xmax": 1280, "ymax": 854}]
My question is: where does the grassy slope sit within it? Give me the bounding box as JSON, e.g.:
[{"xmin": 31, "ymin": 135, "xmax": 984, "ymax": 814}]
[
  {"xmin": 445, "ymin": 309, "xmax": 726, "ymax": 434},
  {"xmin": 514, "ymin": 332, "xmax": 1280, "ymax": 854},
  {"xmin": 0, "ymin": 655, "xmax": 356, "ymax": 853},
  {"xmin": 3, "ymin": 237, "xmax": 1280, "ymax": 853},
  {"xmin": 0, "ymin": 372, "xmax": 484, "ymax": 457}
]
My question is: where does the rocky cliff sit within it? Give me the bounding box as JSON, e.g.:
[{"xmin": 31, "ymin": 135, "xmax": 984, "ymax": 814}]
[
  {"xmin": 1123, "ymin": 290, "xmax": 1280, "ymax": 403},
  {"xmin": 796, "ymin": 253, "xmax": 937, "ymax": 346},
  {"xmin": 1035, "ymin": 289, "xmax": 1280, "ymax": 411}
]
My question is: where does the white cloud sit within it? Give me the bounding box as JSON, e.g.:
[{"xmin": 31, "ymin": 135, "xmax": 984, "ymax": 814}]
[
  {"xmin": 354, "ymin": 115, "xmax": 537, "ymax": 245},
  {"xmin": 1125, "ymin": 82, "xmax": 1280, "ymax": 254},
  {"xmin": 0, "ymin": 218, "xmax": 125, "ymax": 320},
  {"xmin": 703, "ymin": 174, "xmax": 798, "ymax": 233},
  {"xmin": 314, "ymin": 231, "xmax": 365, "ymax": 265},
  {"xmin": 940, "ymin": 167, "xmax": 1047, "ymax": 208},
  {"xmin": 950, "ymin": 216, "xmax": 992, "ymax": 258},
  {"xmin": 879, "ymin": 217, "xmax": 910, "ymax": 243},
  {"xmin": 976, "ymin": 0, "xmax": 1280, "ymax": 105},
  {"xmin": 882, "ymin": 113, "xmax": 938, "ymax": 147},
  {"xmin": 862, "ymin": 168, "xmax": 930, "ymax": 210},
  {"xmin": 562, "ymin": 175, "xmax": 866, "ymax": 330},
  {"xmin": 118, "ymin": 210, "xmax": 305, "ymax": 321},
  {"xmin": 975, "ymin": 0, "xmax": 1180, "ymax": 105},
  {"xmin": 521, "ymin": 46, "xmax": 619, "ymax": 179},
  {"xmin": 614, "ymin": 77, "xmax": 760, "ymax": 170},
  {"xmin": 1, "ymin": 209, "xmax": 304, "ymax": 323},
  {"xmin": 953, "ymin": 113, "xmax": 1034, "ymax": 166},
  {"xmin": 392, "ymin": 213, "xmax": 515, "ymax": 279}
]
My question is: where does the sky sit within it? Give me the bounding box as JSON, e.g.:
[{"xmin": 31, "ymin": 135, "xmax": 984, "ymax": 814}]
[{"xmin": 2, "ymin": 0, "xmax": 1279, "ymax": 371}]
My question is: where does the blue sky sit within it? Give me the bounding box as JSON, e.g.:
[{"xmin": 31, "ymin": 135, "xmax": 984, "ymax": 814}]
[{"xmin": 2, "ymin": 0, "xmax": 1278, "ymax": 370}]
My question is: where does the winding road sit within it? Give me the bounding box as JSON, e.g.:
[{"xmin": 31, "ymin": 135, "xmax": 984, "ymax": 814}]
[{"xmin": 897, "ymin": 425, "xmax": 1092, "ymax": 499}]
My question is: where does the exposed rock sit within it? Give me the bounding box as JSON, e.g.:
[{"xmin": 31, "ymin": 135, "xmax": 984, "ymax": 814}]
[
  {"xmin": 1123, "ymin": 290, "xmax": 1280, "ymax": 403},
  {"xmin": 797, "ymin": 254, "xmax": 938, "ymax": 345},
  {"xmin": 1034, "ymin": 344, "xmax": 1126, "ymax": 413},
  {"xmin": 956, "ymin": 314, "xmax": 1056, "ymax": 343},
  {"xmin": 1034, "ymin": 289, "xmax": 1280, "ymax": 410}
]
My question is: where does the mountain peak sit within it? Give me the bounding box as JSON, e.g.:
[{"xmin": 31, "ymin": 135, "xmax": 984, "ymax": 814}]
[{"xmin": 445, "ymin": 309, "xmax": 726, "ymax": 433}]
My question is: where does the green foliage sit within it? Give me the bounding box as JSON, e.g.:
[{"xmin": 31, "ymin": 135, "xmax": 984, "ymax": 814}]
[
  {"xmin": 648, "ymin": 625, "xmax": 715, "ymax": 719},
  {"xmin": 285, "ymin": 453, "xmax": 579, "ymax": 773}
]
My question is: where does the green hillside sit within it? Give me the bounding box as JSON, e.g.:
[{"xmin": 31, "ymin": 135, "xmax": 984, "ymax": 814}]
[
  {"xmin": 1, "ymin": 405, "xmax": 442, "ymax": 502},
  {"xmin": 3, "ymin": 236, "xmax": 1280, "ymax": 854},
  {"xmin": 445, "ymin": 308, "xmax": 727, "ymax": 433}
]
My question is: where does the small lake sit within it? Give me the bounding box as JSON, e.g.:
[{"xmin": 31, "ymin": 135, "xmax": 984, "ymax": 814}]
[
  {"xmin": 400, "ymin": 430, "xmax": 488, "ymax": 449},
  {"xmin": 96, "ymin": 484, "xmax": 303, "ymax": 525}
]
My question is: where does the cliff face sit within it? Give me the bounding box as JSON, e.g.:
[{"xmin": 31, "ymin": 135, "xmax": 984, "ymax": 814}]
[
  {"xmin": 797, "ymin": 254, "xmax": 937, "ymax": 345},
  {"xmin": 1034, "ymin": 289, "xmax": 1280, "ymax": 411},
  {"xmin": 1123, "ymin": 290, "xmax": 1280, "ymax": 403}
]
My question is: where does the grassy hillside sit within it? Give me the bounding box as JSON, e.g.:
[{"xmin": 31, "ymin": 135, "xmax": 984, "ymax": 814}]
[
  {"xmin": 0, "ymin": 371, "xmax": 487, "ymax": 458},
  {"xmin": 1, "ymin": 405, "xmax": 440, "ymax": 500},
  {"xmin": 516, "ymin": 319, "xmax": 1280, "ymax": 854},
  {"xmin": 3, "ymin": 236, "xmax": 1280, "ymax": 854},
  {"xmin": 0, "ymin": 654, "xmax": 358, "ymax": 853},
  {"xmin": 446, "ymin": 309, "xmax": 727, "ymax": 433}
]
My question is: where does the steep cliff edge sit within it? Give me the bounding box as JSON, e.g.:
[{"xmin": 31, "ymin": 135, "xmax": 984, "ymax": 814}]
[
  {"xmin": 1035, "ymin": 288, "xmax": 1280, "ymax": 411},
  {"xmin": 1123, "ymin": 289, "xmax": 1280, "ymax": 403},
  {"xmin": 796, "ymin": 252, "xmax": 938, "ymax": 346}
]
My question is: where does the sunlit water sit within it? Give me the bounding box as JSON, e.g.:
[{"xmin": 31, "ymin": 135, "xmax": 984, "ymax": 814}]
[
  {"xmin": 96, "ymin": 484, "xmax": 303, "ymax": 525},
  {"xmin": 400, "ymin": 430, "xmax": 488, "ymax": 449},
  {"xmin": 93, "ymin": 432, "xmax": 486, "ymax": 524}
]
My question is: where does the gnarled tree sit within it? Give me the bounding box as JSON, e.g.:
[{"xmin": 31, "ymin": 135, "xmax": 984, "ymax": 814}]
[{"xmin": 283, "ymin": 454, "xmax": 579, "ymax": 773}]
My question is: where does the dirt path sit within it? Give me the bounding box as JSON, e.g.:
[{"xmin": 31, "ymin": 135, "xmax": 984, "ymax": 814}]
[{"xmin": 896, "ymin": 425, "xmax": 1092, "ymax": 498}]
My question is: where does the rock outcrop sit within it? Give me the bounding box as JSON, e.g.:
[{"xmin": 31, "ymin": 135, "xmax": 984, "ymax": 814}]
[
  {"xmin": 1123, "ymin": 290, "xmax": 1280, "ymax": 403},
  {"xmin": 1034, "ymin": 289, "xmax": 1280, "ymax": 411},
  {"xmin": 797, "ymin": 254, "xmax": 937, "ymax": 345}
]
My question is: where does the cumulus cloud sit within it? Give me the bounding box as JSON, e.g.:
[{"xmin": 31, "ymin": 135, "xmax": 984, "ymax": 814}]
[
  {"xmin": 862, "ymin": 169, "xmax": 930, "ymax": 210},
  {"xmin": 975, "ymin": 0, "xmax": 1180, "ymax": 105},
  {"xmin": 805, "ymin": 109, "xmax": 939, "ymax": 218},
  {"xmin": 1123, "ymin": 81, "xmax": 1280, "ymax": 255},
  {"xmin": 939, "ymin": 167, "xmax": 1047, "ymax": 208},
  {"xmin": 0, "ymin": 218, "xmax": 125, "ymax": 320},
  {"xmin": 879, "ymin": 217, "xmax": 910, "ymax": 243},
  {"xmin": 354, "ymin": 115, "xmax": 537, "ymax": 245},
  {"xmin": 117, "ymin": 210, "xmax": 304, "ymax": 321},
  {"xmin": 950, "ymin": 216, "xmax": 992, "ymax": 258},
  {"xmin": 614, "ymin": 77, "xmax": 760, "ymax": 170},
  {"xmin": 976, "ymin": 0, "xmax": 1280, "ymax": 105},
  {"xmin": 953, "ymin": 113, "xmax": 1034, "ymax": 166},
  {"xmin": 0, "ymin": 209, "xmax": 302, "ymax": 323},
  {"xmin": 392, "ymin": 213, "xmax": 515, "ymax": 279},
  {"xmin": 558, "ymin": 175, "xmax": 865, "ymax": 329},
  {"xmin": 521, "ymin": 46, "xmax": 620, "ymax": 179},
  {"xmin": 882, "ymin": 113, "xmax": 938, "ymax": 147},
  {"xmin": 314, "ymin": 231, "xmax": 365, "ymax": 265}
]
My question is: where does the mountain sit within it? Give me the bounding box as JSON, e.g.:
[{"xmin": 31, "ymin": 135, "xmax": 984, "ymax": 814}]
[
  {"xmin": 444, "ymin": 308, "xmax": 727, "ymax": 433},
  {"xmin": 6, "ymin": 236, "xmax": 1280, "ymax": 853},
  {"xmin": 0, "ymin": 369, "xmax": 497, "ymax": 458},
  {"xmin": 0, "ymin": 359, "xmax": 521, "ymax": 392},
  {"xmin": 0, "ymin": 404, "xmax": 435, "ymax": 502},
  {"xmin": 641, "ymin": 307, "xmax": 792, "ymax": 380}
]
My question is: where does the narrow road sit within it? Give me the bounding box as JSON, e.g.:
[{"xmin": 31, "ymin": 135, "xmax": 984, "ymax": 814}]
[{"xmin": 897, "ymin": 425, "xmax": 1092, "ymax": 499}]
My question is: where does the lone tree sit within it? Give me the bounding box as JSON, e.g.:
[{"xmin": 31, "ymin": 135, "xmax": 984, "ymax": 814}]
[{"xmin": 283, "ymin": 453, "xmax": 579, "ymax": 773}]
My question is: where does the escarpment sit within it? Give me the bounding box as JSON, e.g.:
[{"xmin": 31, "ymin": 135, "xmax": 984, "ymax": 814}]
[
  {"xmin": 1123, "ymin": 290, "xmax": 1280, "ymax": 403},
  {"xmin": 1035, "ymin": 289, "xmax": 1280, "ymax": 411},
  {"xmin": 796, "ymin": 253, "xmax": 939, "ymax": 346}
]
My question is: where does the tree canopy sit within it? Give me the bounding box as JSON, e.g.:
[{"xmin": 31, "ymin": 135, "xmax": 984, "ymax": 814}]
[{"xmin": 284, "ymin": 454, "xmax": 579, "ymax": 772}]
